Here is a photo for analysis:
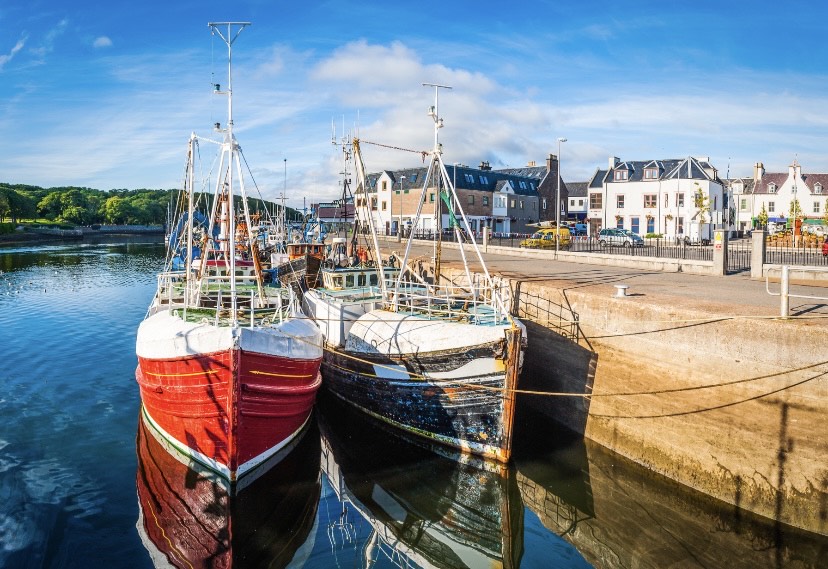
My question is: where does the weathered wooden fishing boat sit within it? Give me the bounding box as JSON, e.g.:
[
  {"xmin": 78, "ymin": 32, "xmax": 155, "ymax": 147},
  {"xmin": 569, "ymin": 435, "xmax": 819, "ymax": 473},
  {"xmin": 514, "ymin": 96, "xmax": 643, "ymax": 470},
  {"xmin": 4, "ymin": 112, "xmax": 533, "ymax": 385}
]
[
  {"xmin": 135, "ymin": 22, "xmax": 323, "ymax": 483},
  {"xmin": 135, "ymin": 411, "xmax": 321, "ymax": 567},
  {"xmin": 303, "ymin": 98, "xmax": 525, "ymax": 463},
  {"xmin": 319, "ymin": 397, "xmax": 523, "ymax": 567}
]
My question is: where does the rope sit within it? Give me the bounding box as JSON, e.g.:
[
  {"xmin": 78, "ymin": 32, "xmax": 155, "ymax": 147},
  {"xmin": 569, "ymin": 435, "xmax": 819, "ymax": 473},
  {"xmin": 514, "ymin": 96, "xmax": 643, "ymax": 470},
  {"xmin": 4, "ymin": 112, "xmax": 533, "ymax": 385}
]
[{"xmin": 360, "ymin": 139, "xmax": 429, "ymax": 161}]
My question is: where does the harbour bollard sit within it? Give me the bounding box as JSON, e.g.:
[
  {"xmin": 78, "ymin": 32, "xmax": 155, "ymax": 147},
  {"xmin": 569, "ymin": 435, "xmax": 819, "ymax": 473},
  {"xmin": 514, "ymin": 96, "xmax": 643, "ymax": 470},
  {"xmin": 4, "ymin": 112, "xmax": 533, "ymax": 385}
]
[
  {"xmin": 780, "ymin": 265, "xmax": 789, "ymax": 318},
  {"xmin": 614, "ymin": 284, "xmax": 629, "ymax": 298}
]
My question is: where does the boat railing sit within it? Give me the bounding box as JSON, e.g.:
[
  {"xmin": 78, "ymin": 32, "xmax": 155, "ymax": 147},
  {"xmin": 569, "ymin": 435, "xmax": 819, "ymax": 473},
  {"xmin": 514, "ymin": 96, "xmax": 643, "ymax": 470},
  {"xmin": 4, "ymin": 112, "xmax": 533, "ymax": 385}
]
[
  {"xmin": 156, "ymin": 270, "xmax": 295, "ymax": 327},
  {"xmin": 383, "ymin": 278, "xmax": 511, "ymax": 324}
]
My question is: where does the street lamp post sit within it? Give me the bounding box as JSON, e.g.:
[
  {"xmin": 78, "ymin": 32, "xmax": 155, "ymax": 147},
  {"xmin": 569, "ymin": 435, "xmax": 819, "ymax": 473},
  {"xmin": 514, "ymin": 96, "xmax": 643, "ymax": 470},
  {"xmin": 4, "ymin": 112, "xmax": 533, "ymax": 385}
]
[
  {"xmin": 556, "ymin": 137, "xmax": 567, "ymax": 255},
  {"xmin": 398, "ymin": 175, "xmax": 405, "ymax": 242}
]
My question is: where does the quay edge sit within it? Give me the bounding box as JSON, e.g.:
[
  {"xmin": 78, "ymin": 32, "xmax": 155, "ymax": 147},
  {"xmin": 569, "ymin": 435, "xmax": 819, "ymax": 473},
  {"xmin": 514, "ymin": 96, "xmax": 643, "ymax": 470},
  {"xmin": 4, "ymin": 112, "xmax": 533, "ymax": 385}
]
[{"xmin": 443, "ymin": 267, "xmax": 827, "ymax": 537}]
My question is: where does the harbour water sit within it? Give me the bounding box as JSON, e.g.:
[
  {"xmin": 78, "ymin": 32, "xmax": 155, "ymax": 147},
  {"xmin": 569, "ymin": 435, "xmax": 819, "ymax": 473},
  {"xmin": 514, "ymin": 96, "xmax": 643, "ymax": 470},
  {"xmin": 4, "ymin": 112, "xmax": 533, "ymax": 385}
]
[{"xmin": 0, "ymin": 239, "xmax": 824, "ymax": 568}]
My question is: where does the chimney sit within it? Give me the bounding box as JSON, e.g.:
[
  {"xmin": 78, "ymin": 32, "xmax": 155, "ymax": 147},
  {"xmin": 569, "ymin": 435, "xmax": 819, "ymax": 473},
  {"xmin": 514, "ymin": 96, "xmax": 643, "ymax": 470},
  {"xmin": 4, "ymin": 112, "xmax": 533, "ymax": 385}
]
[
  {"xmin": 754, "ymin": 162, "xmax": 765, "ymax": 181},
  {"xmin": 479, "ymin": 160, "xmax": 491, "ymax": 171},
  {"xmin": 609, "ymin": 156, "xmax": 619, "ymax": 170},
  {"xmin": 527, "ymin": 160, "xmax": 536, "ymax": 167},
  {"xmin": 546, "ymin": 153, "xmax": 558, "ymax": 172}
]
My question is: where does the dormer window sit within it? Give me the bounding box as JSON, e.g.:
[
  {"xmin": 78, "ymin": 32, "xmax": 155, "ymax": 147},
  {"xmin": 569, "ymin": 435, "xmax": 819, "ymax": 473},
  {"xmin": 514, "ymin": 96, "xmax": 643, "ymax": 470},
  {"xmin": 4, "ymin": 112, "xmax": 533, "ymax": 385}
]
[
  {"xmin": 644, "ymin": 168, "xmax": 658, "ymax": 180},
  {"xmin": 815, "ymin": 183, "xmax": 823, "ymax": 194},
  {"xmin": 768, "ymin": 183, "xmax": 777, "ymax": 193},
  {"xmin": 409, "ymin": 173, "xmax": 417, "ymax": 184},
  {"xmin": 614, "ymin": 169, "xmax": 628, "ymax": 181}
]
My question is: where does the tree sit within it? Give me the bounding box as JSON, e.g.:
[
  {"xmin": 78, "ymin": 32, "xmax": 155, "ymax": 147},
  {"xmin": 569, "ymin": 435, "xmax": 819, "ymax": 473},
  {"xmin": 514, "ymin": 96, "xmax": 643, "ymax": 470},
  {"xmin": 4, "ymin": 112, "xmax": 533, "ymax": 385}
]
[
  {"xmin": 823, "ymin": 199, "xmax": 828, "ymax": 226},
  {"xmin": 0, "ymin": 193, "xmax": 9, "ymax": 222},
  {"xmin": 757, "ymin": 203, "xmax": 769, "ymax": 228},
  {"xmin": 789, "ymin": 198, "xmax": 802, "ymax": 223},
  {"xmin": 693, "ymin": 185, "xmax": 710, "ymax": 224}
]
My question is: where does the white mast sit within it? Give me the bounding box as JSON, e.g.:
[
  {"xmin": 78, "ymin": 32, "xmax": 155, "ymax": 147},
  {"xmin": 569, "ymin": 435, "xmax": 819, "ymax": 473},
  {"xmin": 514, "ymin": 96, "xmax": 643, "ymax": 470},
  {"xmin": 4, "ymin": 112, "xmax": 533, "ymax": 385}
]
[{"xmin": 208, "ymin": 22, "xmax": 250, "ymax": 322}]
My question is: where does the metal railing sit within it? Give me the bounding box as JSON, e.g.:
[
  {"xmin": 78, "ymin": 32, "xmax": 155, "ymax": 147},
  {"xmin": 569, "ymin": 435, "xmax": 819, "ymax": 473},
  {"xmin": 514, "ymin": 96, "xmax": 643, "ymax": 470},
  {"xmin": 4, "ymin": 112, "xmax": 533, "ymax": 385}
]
[{"xmin": 766, "ymin": 265, "xmax": 828, "ymax": 317}]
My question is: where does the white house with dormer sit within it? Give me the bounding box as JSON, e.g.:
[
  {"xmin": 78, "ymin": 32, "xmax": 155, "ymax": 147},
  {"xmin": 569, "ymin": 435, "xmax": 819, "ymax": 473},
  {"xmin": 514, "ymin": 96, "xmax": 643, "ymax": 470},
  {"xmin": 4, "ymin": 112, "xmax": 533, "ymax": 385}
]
[
  {"xmin": 585, "ymin": 156, "xmax": 727, "ymax": 239},
  {"xmin": 741, "ymin": 161, "xmax": 828, "ymax": 232}
]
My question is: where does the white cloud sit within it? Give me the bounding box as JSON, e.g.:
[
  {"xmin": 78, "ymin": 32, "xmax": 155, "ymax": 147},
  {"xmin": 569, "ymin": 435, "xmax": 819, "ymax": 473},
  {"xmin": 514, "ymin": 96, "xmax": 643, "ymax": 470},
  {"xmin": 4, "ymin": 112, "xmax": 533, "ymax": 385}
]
[
  {"xmin": 93, "ymin": 36, "xmax": 112, "ymax": 49},
  {"xmin": 0, "ymin": 36, "xmax": 27, "ymax": 71}
]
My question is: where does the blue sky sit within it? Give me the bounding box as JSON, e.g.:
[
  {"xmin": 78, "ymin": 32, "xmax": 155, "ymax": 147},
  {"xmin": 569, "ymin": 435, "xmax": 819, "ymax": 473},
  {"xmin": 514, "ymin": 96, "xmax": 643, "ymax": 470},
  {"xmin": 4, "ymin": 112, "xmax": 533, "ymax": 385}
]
[{"xmin": 3, "ymin": 1, "xmax": 828, "ymax": 210}]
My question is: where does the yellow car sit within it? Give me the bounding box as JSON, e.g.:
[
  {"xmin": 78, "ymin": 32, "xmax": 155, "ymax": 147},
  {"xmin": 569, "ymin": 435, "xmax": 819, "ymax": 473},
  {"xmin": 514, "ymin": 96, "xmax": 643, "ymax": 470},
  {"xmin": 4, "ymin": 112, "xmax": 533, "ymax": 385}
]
[{"xmin": 519, "ymin": 227, "xmax": 571, "ymax": 249}]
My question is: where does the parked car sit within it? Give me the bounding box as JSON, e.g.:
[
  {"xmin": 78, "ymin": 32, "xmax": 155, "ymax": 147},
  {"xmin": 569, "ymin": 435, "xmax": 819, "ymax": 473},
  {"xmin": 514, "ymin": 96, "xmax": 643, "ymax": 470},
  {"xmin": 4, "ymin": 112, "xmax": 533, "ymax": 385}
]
[
  {"xmin": 520, "ymin": 227, "xmax": 571, "ymax": 249},
  {"xmin": 597, "ymin": 228, "xmax": 644, "ymax": 247},
  {"xmin": 567, "ymin": 223, "xmax": 588, "ymax": 236}
]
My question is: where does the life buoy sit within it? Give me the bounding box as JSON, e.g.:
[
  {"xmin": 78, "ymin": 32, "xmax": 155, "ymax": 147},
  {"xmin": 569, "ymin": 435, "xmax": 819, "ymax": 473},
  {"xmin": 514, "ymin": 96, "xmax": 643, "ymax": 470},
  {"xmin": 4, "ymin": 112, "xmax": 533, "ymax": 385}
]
[{"xmin": 357, "ymin": 247, "xmax": 368, "ymax": 264}]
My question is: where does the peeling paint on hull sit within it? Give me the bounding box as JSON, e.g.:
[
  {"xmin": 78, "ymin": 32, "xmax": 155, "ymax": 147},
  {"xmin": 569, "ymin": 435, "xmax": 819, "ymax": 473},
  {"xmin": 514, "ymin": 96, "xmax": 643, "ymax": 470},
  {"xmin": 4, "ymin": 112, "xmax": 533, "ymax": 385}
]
[{"xmin": 321, "ymin": 327, "xmax": 523, "ymax": 462}]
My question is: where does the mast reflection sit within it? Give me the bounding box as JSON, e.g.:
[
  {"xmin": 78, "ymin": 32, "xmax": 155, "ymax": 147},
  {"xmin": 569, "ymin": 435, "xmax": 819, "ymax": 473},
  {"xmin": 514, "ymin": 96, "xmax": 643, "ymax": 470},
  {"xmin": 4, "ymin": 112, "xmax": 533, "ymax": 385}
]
[{"xmin": 318, "ymin": 396, "xmax": 524, "ymax": 568}]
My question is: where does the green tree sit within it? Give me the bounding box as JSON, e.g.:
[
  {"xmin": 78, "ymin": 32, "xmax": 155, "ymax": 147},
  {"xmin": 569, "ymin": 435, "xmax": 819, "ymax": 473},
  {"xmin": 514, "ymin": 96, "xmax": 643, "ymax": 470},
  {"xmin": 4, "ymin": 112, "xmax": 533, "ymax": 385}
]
[
  {"xmin": 693, "ymin": 185, "xmax": 710, "ymax": 224},
  {"xmin": 0, "ymin": 192, "xmax": 9, "ymax": 222},
  {"xmin": 789, "ymin": 198, "xmax": 802, "ymax": 225},
  {"xmin": 823, "ymin": 199, "xmax": 828, "ymax": 225},
  {"xmin": 103, "ymin": 196, "xmax": 135, "ymax": 224},
  {"xmin": 757, "ymin": 203, "xmax": 769, "ymax": 228}
]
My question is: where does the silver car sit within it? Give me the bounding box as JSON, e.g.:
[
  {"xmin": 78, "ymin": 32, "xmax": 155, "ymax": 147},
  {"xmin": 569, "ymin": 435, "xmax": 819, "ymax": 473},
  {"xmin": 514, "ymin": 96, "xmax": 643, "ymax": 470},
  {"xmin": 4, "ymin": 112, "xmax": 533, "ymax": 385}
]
[{"xmin": 598, "ymin": 228, "xmax": 645, "ymax": 247}]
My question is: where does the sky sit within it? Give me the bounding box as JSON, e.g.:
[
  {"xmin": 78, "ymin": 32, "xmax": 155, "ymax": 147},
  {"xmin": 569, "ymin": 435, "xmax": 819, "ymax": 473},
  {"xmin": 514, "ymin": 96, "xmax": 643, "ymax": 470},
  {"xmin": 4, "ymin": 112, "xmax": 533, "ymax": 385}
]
[{"xmin": 3, "ymin": 0, "xmax": 828, "ymax": 210}]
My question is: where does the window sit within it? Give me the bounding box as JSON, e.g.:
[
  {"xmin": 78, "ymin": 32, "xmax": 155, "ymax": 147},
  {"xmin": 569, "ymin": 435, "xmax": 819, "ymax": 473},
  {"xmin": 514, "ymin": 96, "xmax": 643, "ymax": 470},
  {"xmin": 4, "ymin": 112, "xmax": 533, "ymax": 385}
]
[
  {"xmin": 570, "ymin": 199, "xmax": 575, "ymax": 207},
  {"xmin": 814, "ymin": 201, "xmax": 821, "ymax": 214},
  {"xmin": 614, "ymin": 170, "xmax": 628, "ymax": 181},
  {"xmin": 578, "ymin": 199, "xmax": 584, "ymax": 207},
  {"xmin": 381, "ymin": 201, "xmax": 387, "ymax": 211},
  {"xmin": 429, "ymin": 193, "xmax": 435, "ymax": 202},
  {"xmin": 647, "ymin": 217, "xmax": 655, "ymax": 233},
  {"xmin": 677, "ymin": 193, "xmax": 685, "ymax": 207},
  {"xmin": 616, "ymin": 195, "xmax": 625, "ymax": 208},
  {"xmin": 479, "ymin": 175, "xmax": 489, "ymax": 184},
  {"xmin": 519, "ymin": 200, "xmax": 524, "ymax": 209},
  {"xmin": 664, "ymin": 194, "xmax": 669, "ymax": 207},
  {"xmin": 616, "ymin": 216, "xmax": 624, "ymax": 229},
  {"xmin": 519, "ymin": 181, "xmax": 527, "ymax": 189},
  {"xmin": 371, "ymin": 198, "xmax": 377, "ymax": 210},
  {"xmin": 542, "ymin": 198, "xmax": 547, "ymax": 210},
  {"xmin": 483, "ymin": 196, "xmax": 489, "ymax": 206},
  {"xmin": 644, "ymin": 168, "xmax": 658, "ymax": 180},
  {"xmin": 768, "ymin": 183, "xmax": 777, "ymax": 193},
  {"xmin": 510, "ymin": 199, "xmax": 516, "ymax": 208},
  {"xmin": 631, "ymin": 217, "xmax": 640, "ymax": 235},
  {"xmin": 677, "ymin": 217, "xmax": 684, "ymax": 234},
  {"xmin": 357, "ymin": 273, "xmax": 366, "ymax": 286},
  {"xmin": 589, "ymin": 193, "xmax": 602, "ymax": 209},
  {"xmin": 768, "ymin": 201, "xmax": 775, "ymax": 213},
  {"xmin": 530, "ymin": 183, "xmax": 535, "ymax": 190},
  {"xmin": 409, "ymin": 173, "xmax": 418, "ymax": 183},
  {"xmin": 740, "ymin": 198, "xmax": 747, "ymax": 210},
  {"xmin": 468, "ymin": 195, "xmax": 475, "ymax": 205},
  {"xmin": 816, "ymin": 183, "xmax": 823, "ymax": 194},
  {"xmin": 644, "ymin": 194, "xmax": 657, "ymax": 208},
  {"xmin": 464, "ymin": 173, "xmax": 474, "ymax": 183}
]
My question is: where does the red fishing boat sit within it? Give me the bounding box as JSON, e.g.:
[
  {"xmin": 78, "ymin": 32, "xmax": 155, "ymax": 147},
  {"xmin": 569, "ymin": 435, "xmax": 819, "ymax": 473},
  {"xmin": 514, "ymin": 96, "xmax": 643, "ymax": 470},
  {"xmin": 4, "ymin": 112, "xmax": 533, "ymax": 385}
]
[{"xmin": 135, "ymin": 22, "xmax": 322, "ymax": 483}]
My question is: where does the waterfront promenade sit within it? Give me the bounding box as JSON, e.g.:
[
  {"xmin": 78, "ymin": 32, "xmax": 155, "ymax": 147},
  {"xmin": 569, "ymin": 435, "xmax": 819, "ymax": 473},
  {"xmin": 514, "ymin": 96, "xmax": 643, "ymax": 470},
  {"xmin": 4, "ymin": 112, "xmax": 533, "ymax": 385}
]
[{"xmin": 417, "ymin": 240, "xmax": 828, "ymax": 319}]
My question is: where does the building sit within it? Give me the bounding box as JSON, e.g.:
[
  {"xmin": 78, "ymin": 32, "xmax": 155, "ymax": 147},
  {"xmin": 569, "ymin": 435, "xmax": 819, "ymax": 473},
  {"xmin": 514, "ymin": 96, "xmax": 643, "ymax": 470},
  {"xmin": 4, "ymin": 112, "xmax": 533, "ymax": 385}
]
[
  {"xmin": 736, "ymin": 160, "xmax": 828, "ymax": 232},
  {"xmin": 364, "ymin": 161, "xmax": 543, "ymax": 236},
  {"xmin": 586, "ymin": 156, "xmax": 726, "ymax": 239}
]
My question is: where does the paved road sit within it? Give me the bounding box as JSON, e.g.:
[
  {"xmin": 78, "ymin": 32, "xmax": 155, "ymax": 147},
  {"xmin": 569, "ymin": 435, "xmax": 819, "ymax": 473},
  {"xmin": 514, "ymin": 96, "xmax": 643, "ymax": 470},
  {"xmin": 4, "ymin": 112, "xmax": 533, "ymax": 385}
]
[{"xmin": 386, "ymin": 239, "xmax": 828, "ymax": 320}]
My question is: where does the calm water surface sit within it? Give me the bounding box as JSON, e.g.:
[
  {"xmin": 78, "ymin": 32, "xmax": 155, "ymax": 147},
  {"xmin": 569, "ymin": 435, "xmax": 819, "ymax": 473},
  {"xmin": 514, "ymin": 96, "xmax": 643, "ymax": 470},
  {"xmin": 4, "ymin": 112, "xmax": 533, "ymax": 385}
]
[{"xmin": 0, "ymin": 240, "xmax": 824, "ymax": 568}]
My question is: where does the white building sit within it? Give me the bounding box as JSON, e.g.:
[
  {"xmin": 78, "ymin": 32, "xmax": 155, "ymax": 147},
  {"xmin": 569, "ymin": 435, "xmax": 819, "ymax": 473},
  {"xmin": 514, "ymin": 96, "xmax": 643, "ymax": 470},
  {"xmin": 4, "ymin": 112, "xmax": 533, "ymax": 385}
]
[
  {"xmin": 586, "ymin": 156, "xmax": 726, "ymax": 239},
  {"xmin": 734, "ymin": 161, "xmax": 828, "ymax": 231}
]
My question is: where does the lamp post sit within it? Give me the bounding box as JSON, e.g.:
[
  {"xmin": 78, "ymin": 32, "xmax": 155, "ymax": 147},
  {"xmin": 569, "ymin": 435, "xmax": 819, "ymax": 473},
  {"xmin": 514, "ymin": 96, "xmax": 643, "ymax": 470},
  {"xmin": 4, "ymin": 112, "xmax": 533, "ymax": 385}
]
[
  {"xmin": 398, "ymin": 175, "xmax": 405, "ymax": 242},
  {"xmin": 556, "ymin": 137, "xmax": 567, "ymax": 255}
]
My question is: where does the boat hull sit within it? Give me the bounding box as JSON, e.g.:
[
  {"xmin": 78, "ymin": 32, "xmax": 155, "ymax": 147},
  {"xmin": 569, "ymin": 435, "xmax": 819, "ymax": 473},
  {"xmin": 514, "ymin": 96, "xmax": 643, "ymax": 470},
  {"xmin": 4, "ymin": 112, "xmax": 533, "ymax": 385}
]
[
  {"xmin": 136, "ymin": 311, "xmax": 323, "ymax": 481},
  {"xmin": 320, "ymin": 315, "xmax": 523, "ymax": 462}
]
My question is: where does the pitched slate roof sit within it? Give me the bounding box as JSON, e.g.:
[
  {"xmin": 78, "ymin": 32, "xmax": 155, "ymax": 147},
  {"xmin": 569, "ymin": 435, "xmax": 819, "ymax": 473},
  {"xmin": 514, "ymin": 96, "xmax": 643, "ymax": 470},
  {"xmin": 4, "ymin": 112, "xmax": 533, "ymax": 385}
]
[
  {"xmin": 752, "ymin": 173, "xmax": 788, "ymax": 195},
  {"xmin": 371, "ymin": 164, "xmax": 540, "ymax": 197},
  {"xmin": 588, "ymin": 169, "xmax": 609, "ymax": 189},
  {"xmin": 566, "ymin": 182, "xmax": 588, "ymax": 197}
]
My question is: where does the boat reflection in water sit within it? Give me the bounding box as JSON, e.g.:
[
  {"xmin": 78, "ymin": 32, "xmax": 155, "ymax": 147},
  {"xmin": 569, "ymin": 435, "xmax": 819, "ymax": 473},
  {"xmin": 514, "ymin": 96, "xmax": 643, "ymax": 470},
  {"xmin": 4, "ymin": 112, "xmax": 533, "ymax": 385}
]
[
  {"xmin": 135, "ymin": 411, "xmax": 321, "ymax": 568},
  {"xmin": 318, "ymin": 395, "xmax": 524, "ymax": 568}
]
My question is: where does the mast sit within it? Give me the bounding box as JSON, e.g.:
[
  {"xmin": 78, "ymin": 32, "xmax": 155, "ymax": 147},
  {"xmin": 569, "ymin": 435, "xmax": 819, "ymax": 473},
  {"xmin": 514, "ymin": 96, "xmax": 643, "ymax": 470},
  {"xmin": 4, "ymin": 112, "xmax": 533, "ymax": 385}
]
[{"xmin": 208, "ymin": 22, "xmax": 250, "ymax": 322}]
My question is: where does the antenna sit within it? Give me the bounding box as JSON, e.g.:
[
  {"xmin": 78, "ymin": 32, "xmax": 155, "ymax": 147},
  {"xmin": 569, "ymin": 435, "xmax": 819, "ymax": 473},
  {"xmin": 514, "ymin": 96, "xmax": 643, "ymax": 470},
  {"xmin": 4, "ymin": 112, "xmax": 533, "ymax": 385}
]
[
  {"xmin": 207, "ymin": 22, "xmax": 251, "ymax": 136},
  {"xmin": 422, "ymin": 83, "xmax": 451, "ymax": 152}
]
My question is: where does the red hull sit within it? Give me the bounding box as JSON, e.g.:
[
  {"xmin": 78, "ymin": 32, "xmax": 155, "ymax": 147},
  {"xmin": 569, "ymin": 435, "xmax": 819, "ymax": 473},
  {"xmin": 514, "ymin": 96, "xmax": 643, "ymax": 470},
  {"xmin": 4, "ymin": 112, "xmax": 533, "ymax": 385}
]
[{"xmin": 136, "ymin": 348, "xmax": 321, "ymax": 480}]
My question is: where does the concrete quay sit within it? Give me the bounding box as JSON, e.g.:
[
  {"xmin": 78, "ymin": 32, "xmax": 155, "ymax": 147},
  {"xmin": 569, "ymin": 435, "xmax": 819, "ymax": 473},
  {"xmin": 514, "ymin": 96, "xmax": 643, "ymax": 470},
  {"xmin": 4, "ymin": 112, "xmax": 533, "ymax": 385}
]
[{"xmin": 391, "ymin": 238, "xmax": 828, "ymax": 536}]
